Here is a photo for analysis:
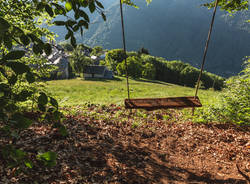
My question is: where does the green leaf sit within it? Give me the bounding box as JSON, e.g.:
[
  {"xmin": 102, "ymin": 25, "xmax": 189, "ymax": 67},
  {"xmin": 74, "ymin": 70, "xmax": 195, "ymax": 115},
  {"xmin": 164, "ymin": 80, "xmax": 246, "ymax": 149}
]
[
  {"xmin": 38, "ymin": 104, "xmax": 46, "ymax": 112},
  {"xmin": 8, "ymin": 75, "xmax": 17, "ymax": 85},
  {"xmin": 24, "ymin": 160, "xmax": 33, "ymax": 169},
  {"xmin": 0, "ymin": 83, "xmax": 10, "ymax": 93},
  {"xmin": 0, "ymin": 67, "xmax": 7, "ymax": 78},
  {"xmin": 26, "ymin": 72, "xmax": 35, "ymax": 83},
  {"xmin": 73, "ymin": 25, "xmax": 79, "ymax": 32},
  {"xmin": 45, "ymin": 5, "xmax": 54, "ymax": 17},
  {"xmin": 14, "ymin": 90, "xmax": 33, "ymax": 102},
  {"xmin": 37, "ymin": 2, "xmax": 45, "ymax": 10},
  {"xmin": 101, "ymin": 12, "xmax": 106, "ymax": 21},
  {"xmin": 50, "ymin": 97, "xmax": 58, "ymax": 109},
  {"xmin": 70, "ymin": 36, "xmax": 76, "ymax": 48},
  {"xmin": 80, "ymin": 27, "xmax": 83, "ymax": 36},
  {"xmin": 44, "ymin": 43, "xmax": 52, "ymax": 56},
  {"xmin": 74, "ymin": 10, "xmax": 80, "ymax": 20},
  {"xmin": 28, "ymin": 34, "xmax": 43, "ymax": 44},
  {"xmin": 12, "ymin": 113, "xmax": 32, "ymax": 129},
  {"xmin": 33, "ymin": 42, "xmax": 44, "ymax": 55},
  {"xmin": 37, "ymin": 151, "xmax": 56, "ymax": 161},
  {"xmin": 13, "ymin": 149, "xmax": 26, "ymax": 161},
  {"xmin": 0, "ymin": 17, "xmax": 10, "ymax": 31},
  {"xmin": 59, "ymin": 125, "xmax": 68, "ymax": 136},
  {"xmin": 78, "ymin": 20, "xmax": 88, "ymax": 29},
  {"xmin": 79, "ymin": 10, "xmax": 90, "ymax": 22},
  {"xmin": 38, "ymin": 92, "xmax": 48, "ymax": 105},
  {"xmin": 4, "ymin": 36, "xmax": 12, "ymax": 50},
  {"xmin": 20, "ymin": 34, "xmax": 30, "ymax": 46},
  {"xmin": 37, "ymin": 151, "xmax": 57, "ymax": 167},
  {"xmin": 66, "ymin": 20, "xmax": 77, "ymax": 27},
  {"xmin": 4, "ymin": 50, "xmax": 25, "ymax": 60},
  {"xmin": 52, "ymin": 3, "xmax": 66, "ymax": 15},
  {"xmin": 52, "ymin": 111, "xmax": 62, "ymax": 121},
  {"xmin": 65, "ymin": 2, "xmax": 72, "ymax": 11},
  {"xmin": 6, "ymin": 62, "xmax": 30, "ymax": 75},
  {"xmin": 33, "ymin": 44, "xmax": 41, "ymax": 55},
  {"xmin": 80, "ymin": 0, "xmax": 88, "ymax": 7},
  {"xmin": 96, "ymin": 0, "xmax": 104, "ymax": 9},
  {"xmin": 89, "ymin": 1, "xmax": 96, "ymax": 13},
  {"xmin": 54, "ymin": 21, "xmax": 65, "ymax": 26},
  {"xmin": 65, "ymin": 31, "xmax": 72, "ymax": 40}
]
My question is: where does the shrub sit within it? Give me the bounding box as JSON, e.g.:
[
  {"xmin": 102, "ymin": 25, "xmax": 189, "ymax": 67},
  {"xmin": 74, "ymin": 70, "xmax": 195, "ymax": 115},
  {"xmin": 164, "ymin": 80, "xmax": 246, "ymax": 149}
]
[
  {"xmin": 220, "ymin": 59, "xmax": 250, "ymax": 124},
  {"xmin": 194, "ymin": 59, "xmax": 250, "ymax": 125},
  {"xmin": 70, "ymin": 46, "xmax": 94, "ymax": 76},
  {"xmin": 105, "ymin": 49, "xmax": 127, "ymax": 72},
  {"xmin": 180, "ymin": 66, "xmax": 200, "ymax": 87},
  {"xmin": 90, "ymin": 46, "xmax": 103, "ymax": 56},
  {"xmin": 117, "ymin": 56, "xmax": 143, "ymax": 78},
  {"xmin": 142, "ymin": 63, "xmax": 156, "ymax": 79}
]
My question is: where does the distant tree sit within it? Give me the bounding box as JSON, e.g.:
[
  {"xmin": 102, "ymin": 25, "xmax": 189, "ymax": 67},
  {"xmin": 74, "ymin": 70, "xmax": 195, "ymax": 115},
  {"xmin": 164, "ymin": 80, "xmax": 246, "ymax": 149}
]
[
  {"xmin": 142, "ymin": 63, "xmax": 156, "ymax": 79},
  {"xmin": 138, "ymin": 47, "xmax": 150, "ymax": 55},
  {"xmin": 91, "ymin": 46, "xmax": 103, "ymax": 56},
  {"xmin": 60, "ymin": 42, "xmax": 74, "ymax": 52},
  {"xmin": 117, "ymin": 56, "xmax": 143, "ymax": 78},
  {"xmin": 70, "ymin": 46, "xmax": 94, "ymax": 76},
  {"xmin": 105, "ymin": 49, "xmax": 127, "ymax": 71}
]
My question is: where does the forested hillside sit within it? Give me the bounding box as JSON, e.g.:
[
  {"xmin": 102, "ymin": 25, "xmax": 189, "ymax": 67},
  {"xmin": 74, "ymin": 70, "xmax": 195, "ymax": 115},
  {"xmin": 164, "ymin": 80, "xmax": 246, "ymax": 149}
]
[{"xmin": 51, "ymin": 0, "xmax": 250, "ymax": 77}]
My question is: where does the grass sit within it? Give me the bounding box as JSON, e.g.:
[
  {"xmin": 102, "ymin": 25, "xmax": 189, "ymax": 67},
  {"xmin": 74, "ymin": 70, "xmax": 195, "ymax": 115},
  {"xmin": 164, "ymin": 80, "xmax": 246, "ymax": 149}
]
[{"xmin": 46, "ymin": 77, "xmax": 221, "ymax": 108}]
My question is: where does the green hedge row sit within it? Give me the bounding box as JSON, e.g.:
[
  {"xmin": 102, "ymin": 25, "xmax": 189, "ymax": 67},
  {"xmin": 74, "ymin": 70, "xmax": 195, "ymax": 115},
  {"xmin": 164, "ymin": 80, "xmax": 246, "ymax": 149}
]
[{"xmin": 104, "ymin": 49, "xmax": 225, "ymax": 90}]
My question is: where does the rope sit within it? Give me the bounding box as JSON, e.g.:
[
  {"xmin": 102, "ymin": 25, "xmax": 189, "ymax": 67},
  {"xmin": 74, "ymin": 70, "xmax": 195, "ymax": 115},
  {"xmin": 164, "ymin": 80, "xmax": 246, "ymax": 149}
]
[
  {"xmin": 195, "ymin": 0, "xmax": 219, "ymax": 97},
  {"xmin": 119, "ymin": 0, "xmax": 130, "ymax": 99}
]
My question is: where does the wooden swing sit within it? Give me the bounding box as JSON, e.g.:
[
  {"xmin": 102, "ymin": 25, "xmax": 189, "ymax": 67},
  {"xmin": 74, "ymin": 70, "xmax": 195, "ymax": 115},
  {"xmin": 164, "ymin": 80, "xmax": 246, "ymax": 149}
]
[{"xmin": 119, "ymin": 0, "xmax": 219, "ymax": 110}]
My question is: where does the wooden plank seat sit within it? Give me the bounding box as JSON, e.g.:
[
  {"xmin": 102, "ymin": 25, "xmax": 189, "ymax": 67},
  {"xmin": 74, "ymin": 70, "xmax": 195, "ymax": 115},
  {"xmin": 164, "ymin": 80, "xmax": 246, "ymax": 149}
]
[{"xmin": 125, "ymin": 96, "xmax": 202, "ymax": 110}]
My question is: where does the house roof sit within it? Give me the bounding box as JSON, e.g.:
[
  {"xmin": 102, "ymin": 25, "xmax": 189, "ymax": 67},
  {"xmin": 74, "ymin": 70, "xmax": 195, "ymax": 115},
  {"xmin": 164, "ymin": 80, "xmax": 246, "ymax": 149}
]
[{"xmin": 84, "ymin": 65, "xmax": 107, "ymax": 75}]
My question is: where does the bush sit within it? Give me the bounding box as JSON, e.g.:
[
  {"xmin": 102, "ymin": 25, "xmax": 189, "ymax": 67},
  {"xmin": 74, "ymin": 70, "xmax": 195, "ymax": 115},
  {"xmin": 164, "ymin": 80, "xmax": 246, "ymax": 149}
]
[
  {"xmin": 194, "ymin": 59, "xmax": 250, "ymax": 125},
  {"xmin": 180, "ymin": 66, "xmax": 200, "ymax": 87},
  {"xmin": 90, "ymin": 46, "xmax": 103, "ymax": 56},
  {"xmin": 117, "ymin": 56, "xmax": 143, "ymax": 78},
  {"xmin": 221, "ymin": 60, "xmax": 250, "ymax": 124},
  {"xmin": 70, "ymin": 46, "xmax": 94, "ymax": 76},
  {"xmin": 105, "ymin": 49, "xmax": 127, "ymax": 72},
  {"xmin": 142, "ymin": 63, "xmax": 156, "ymax": 79}
]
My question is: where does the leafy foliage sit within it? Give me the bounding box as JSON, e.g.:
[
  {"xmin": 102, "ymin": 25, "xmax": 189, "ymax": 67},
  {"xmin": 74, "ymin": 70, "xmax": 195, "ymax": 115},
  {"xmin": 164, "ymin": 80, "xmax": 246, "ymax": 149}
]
[
  {"xmin": 70, "ymin": 45, "xmax": 94, "ymax": 76},
  {"xmin": 117, "ymin": 56, "xmax": 143, "ymax": 78},
  {"xmin": 90, "ymin": 46, "xmax": 103, "ymax": 56},
  {"xmin": 0, "ymin": 0, "xmax": 106, "ymax": 174},
  {"xmin": 110, "ymin": 49, "xmax": 224, "ymax": 89},
  {"xmin": 194, "ymin": 58, "xmax": 250, "ymax": 125},
  {"xmin": 203, "ymin": 0, "xmax": 249, "ymax": 13}
]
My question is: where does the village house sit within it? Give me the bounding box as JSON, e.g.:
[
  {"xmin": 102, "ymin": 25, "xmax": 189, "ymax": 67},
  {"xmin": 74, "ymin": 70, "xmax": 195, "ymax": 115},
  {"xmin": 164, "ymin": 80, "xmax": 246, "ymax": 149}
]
[
  {"xmin": 84, "ymin": 65, "xmax": 113, "ymax": 79},
  {"xmin": 46, "ymin": 45, "xmax": 70, "ymax": 79}
]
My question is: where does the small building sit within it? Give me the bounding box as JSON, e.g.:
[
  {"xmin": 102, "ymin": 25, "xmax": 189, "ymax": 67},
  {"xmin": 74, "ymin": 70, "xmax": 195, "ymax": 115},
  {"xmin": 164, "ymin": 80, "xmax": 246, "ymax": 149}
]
[
  {"xmin": 46, "ymin": 45, "xmax": 70, "ymax": 79},
  {"xmin": 84, "ymin": 65, "xmax": 113, "ymax": 79}
]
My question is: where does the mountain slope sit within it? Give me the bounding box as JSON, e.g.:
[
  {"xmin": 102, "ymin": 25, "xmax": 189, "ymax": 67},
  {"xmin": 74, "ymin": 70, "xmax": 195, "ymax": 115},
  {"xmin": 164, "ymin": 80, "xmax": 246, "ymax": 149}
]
[{"xmin": 51, "ymin": 0, "xmax": 250, "ymax": 77}]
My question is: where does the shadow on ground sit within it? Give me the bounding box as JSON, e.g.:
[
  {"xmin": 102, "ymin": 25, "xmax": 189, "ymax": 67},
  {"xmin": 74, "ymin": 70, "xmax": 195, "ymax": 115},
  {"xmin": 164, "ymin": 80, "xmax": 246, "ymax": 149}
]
[{"xmin": 6, "ymin": 112, "xmax": 248, "ymax": 184}]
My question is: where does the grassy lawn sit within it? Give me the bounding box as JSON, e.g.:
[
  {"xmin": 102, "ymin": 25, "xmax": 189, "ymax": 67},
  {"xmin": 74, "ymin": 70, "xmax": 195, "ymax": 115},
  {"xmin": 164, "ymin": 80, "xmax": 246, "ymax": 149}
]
[{"xmin": 46, "ymin": 77, "xmax": 221, "ymax": 107}]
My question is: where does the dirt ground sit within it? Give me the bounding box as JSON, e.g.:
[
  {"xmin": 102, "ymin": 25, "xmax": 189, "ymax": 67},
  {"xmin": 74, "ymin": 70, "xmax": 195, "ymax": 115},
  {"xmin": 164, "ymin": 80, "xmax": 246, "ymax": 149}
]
[{"xmin": 0, "ymin": 105, "xmax": 249, "ymax": 184}]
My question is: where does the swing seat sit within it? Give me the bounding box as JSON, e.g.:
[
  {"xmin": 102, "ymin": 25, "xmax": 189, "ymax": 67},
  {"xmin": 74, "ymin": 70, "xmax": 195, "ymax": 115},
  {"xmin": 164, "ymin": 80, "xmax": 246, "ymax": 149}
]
[{"xmin": 125, "ymin": 96, "xmax": 202, "ymax": 110}]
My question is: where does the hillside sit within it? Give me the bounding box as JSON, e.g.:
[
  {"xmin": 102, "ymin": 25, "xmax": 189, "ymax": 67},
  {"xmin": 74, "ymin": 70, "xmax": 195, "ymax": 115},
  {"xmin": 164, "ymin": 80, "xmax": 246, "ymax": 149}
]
[{"xmin": 50, "ymin": 0, "xmax": 250, "ymax": 77}]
